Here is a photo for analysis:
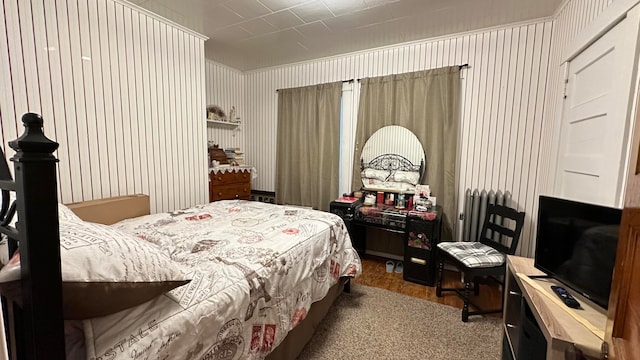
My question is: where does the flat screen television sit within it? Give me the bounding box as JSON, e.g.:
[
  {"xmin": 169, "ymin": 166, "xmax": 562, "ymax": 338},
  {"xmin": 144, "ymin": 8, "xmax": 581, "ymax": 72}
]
[{"xmin": 534, "ymin": 195, "xmax": 622, "ymax": 309}]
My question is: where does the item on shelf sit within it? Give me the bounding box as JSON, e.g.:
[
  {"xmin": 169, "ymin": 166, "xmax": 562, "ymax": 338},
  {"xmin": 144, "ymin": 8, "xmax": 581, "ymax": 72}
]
[
  {"xmin": 208, "ymin": 144, "xmax": 228, "ymax": 165},
  {"xmin": 376, "ymin": 191, "xmax": 384, "ymax": 204},
  {"xmin": 385, "ymin": 193, "xmax": 395, "ymax": 206},
  {"xmin": 218, "ymin": 148, "xmax": 245, "ymax": 166},
  {"xmin": 228, "ymin": 106, "xmax": 236, "ymax": 123},
  {"xmin": 415, "ymin": 184, "xmax": 431, "ymax": 197},
  {"xmin": 234, "ymin": 148, "xmax": 245, "ymax": 165},
  {"xmin": 414, "ymin": 196, "xmax": 433, "ymax": 211},
  {"xmin": 206, "ymin": 104, "xmax": 227, "ymax": 121},
  {"xmin": 396, "ymin": 193, "xmax": 406, "ymax": 209},
  {"xmin": 363, "ymin": 194, "xmax": 376, "ymax": 206},
  {"xmin": 335, "ymin": 196, "xmax": 358, "ymax": 204}
]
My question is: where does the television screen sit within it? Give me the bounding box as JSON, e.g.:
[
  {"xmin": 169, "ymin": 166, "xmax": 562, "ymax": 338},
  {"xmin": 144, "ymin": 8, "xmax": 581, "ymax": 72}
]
[{"xmin": 534, "ymin": 196, "xmax": 621, "ymax": 309}]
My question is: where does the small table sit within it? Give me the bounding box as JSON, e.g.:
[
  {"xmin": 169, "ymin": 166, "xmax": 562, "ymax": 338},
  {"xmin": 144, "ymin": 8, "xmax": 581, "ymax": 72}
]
[{"xmin": 330, "ymin": 199, "xmax": 442, "ymax": 286}]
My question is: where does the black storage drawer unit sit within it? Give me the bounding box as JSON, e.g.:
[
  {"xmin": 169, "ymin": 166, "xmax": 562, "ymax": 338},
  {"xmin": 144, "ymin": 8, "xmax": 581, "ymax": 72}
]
[
  {"xmin": 330, "ymin": 199, "xmax": 365, "ymax": 255},
  {"xmin": 403, "ymin": 212, "xmax": 442, "ymax": 286}
]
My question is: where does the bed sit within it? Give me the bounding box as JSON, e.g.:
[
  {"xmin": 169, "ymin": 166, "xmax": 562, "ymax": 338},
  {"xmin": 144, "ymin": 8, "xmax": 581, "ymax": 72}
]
[{"xmin": 0, "ymin": 113, "xmax": 361, "ymax": 360}]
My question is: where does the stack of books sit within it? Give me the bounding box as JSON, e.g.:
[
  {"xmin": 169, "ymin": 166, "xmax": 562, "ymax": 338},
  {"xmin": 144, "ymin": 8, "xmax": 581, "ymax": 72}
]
[
  {"xmin": 224, "ymin": 148, "xmax": 245, "ymax": 165},
  {"xmin": 234, "ymin": 149, "xmax": 245, "ymax": 165}
]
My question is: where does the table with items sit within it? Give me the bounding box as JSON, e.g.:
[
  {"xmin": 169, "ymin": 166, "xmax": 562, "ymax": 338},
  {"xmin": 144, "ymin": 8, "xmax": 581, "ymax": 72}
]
[{"xmin": 330, "ymin": 193, "xmax": 443, "ymax": 286}]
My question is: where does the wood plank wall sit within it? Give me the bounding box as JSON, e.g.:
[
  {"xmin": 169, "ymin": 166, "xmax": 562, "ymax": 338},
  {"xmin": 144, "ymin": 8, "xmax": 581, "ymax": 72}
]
[
  {"xmin": 532, "ymin": 0, "xmax": 615, "ymax": 256},
  {"xmin": 241, "ymin": 20, "xmax": 554, "ymax": 252},
  {"xmin": 219, "ymin": 0, "xmax": 617, "ymax": 255},
  {"xmin": 205, "ymin": 60, "xmax": 246, "ymax": 155},
  {"xmin": 0, "ymin": 0, "xmax": 208, "ymax": 214}
]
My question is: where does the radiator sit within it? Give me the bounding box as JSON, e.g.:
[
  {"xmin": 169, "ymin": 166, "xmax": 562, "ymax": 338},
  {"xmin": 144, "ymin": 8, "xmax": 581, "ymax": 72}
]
[{"xmin": 461, "ymin": 188, "xmax": 512, "ymax": 242}]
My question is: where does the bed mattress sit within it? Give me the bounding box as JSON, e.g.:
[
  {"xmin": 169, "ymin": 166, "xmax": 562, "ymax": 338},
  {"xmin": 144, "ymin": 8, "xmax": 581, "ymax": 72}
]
[{"xmin": 80, "ymin": 200, "xmax": 361, "ymax": 360}]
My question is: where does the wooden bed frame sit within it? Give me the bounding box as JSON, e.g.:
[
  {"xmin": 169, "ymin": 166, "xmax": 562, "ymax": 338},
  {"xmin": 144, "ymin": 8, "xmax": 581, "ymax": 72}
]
[{"xmin": 0, "ymin": 114, "xmax": 348, "ymax": 360}]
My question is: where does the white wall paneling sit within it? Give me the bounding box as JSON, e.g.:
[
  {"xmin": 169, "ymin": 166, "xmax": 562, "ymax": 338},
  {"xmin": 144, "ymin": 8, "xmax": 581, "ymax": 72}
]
[
  {"xmin": 205, "ymin": 60, "xmax": 246, "ymax": 154},
  {"xmin": 200, "ymin": 0, "xmax": 616, "ymax": 255},
  {"xmin": 243, "ymin": 20, "xmax": 553, "ymax": 251},
  {"xmin": 536, "ymin": 0, "xmax": 616, "ymax": 256},
  {"xmin": 0, "ymin": 0, "xmax": 208, "ymax": 213}
]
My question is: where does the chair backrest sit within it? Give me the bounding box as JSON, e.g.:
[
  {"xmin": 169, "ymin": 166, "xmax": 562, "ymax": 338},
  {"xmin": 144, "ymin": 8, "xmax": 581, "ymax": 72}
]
[{"xmin": 478, "ymin": 203, "xmax": 525, "ymax": 255}]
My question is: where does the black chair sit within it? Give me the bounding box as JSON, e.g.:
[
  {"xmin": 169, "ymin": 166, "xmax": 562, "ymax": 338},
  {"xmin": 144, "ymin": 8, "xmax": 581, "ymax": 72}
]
[{"xmin": 435, "ymin": 203, "xmax": 525, "ymax": 322}]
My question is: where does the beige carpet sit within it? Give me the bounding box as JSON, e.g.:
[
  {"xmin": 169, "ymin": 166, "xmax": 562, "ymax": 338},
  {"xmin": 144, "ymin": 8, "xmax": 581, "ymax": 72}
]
[{"xmin": 298, "ymin": 283, "xmax": 503, "ymax": 360}]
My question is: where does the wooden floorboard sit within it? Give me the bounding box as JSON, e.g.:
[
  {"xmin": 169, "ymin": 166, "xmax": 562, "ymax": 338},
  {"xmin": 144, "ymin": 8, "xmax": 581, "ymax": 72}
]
[{"xmin": 352, "ymin": 255, "xmax": 503, "ymax": 316}]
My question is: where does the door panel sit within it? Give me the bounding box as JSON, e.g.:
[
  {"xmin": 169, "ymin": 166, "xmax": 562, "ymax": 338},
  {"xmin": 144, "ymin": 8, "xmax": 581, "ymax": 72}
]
[{"xmin": 555, "ymin": 10, "xmax": 640, "ymax": 207}]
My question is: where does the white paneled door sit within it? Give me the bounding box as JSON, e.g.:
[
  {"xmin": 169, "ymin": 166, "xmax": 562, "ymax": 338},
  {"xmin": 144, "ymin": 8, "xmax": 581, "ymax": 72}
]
[{"xmin": 555, "ymin": 7, "xmax": 640, "ymax": 208}]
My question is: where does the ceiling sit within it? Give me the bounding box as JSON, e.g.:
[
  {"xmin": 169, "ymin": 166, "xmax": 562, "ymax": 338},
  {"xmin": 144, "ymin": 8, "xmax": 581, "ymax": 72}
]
[{"xmin": 130, "ymin": 0, "xmax": 564, "ymax": 71}]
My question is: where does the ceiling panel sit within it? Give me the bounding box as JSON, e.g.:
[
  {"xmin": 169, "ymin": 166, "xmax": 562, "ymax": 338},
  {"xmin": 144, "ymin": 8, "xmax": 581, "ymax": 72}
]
[
  {"xmin": 262, "ymin": 9, "xmax": 305, "ymax": 29},
  {"xmin": 321, "ymin": 0, "xmax": 368, "ymax": 16},
  {"xmin": 323, "ymin": 4, "xmax": 396, "ymax": 31},
  {"xmin": 223, "ymin": 0, "xmax": 272, "ymax": 19},
  {"xmin": 257, "ymin": 0, "xmax": 310, "ymax": 12},
  {"xmin": 134, "ymin": 0, "xmax": 563, "ymax": 71},
  {"xmin": 201, "ymin": 5, "xmax": 245, "ymax": 33},
  {"xmin": 240, "ymin": 18, "xmax": 278, "ymax": 35},
  {"xmin": 295, "ymin": 21, "xmax": 331, "ymax": 39},
  {"xmin": 289, "ymin": 1, "xmax": 334, "ymax": 23},
  {"xmin": 211, "ymin": 26, "xmax": 254, "ymax": 42}
]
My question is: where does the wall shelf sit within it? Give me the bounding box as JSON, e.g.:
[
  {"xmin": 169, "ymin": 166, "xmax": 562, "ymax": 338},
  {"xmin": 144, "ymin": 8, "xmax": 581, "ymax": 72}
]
[{"xmin": 206, "ymin": 119, "xmax": 241, "ymax": 129}]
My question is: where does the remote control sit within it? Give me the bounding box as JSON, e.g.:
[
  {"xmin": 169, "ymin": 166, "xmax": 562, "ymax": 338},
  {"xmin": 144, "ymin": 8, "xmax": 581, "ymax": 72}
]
[{"xmin": 551, "ymin": 285, "xmax": 581, "ymax": 309}]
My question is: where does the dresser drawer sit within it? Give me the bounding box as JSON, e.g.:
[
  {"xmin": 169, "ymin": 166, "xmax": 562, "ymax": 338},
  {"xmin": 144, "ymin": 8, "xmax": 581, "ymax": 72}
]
[
  {"xmin": 210, "ymin": 170, "xmax": 251, "ymax": 186},
  {"xmin": 210, "ymin": 184, "xmax": 251, "ymax": 201}
]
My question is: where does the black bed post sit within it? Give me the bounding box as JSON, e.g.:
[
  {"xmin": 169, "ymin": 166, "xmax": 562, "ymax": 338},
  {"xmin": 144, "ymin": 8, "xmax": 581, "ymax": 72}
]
[{"xmin": 8, "ymin": 113, "xmax": 64, "ymax": 359}]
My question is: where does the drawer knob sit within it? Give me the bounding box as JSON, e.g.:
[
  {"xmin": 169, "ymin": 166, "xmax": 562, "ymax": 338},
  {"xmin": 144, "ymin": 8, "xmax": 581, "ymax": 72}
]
[
  {"xmin": 235, "ymin": 194, "xmax": 239, "ymax": 199},
  {"xmin": 218, "ymin": 192, "xmax": 222, "ymax": 196},
  {"xmin": 410, "ymin": 257, "xmax": 426, "ymax": 265},
  {"xmin": 217, "ymin": 177, "xmax": 222, "ymax": 181}
]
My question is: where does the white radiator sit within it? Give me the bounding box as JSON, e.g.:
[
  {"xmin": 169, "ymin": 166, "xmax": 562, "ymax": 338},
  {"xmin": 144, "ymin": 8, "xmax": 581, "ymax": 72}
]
[{"xmin": 461, "ymin": 188, "xmax": 512, "ymax": 242}]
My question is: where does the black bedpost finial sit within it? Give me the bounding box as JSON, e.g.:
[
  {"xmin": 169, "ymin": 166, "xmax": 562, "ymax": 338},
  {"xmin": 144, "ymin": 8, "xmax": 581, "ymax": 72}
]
[
  {"xmin": 8, "ymin": 113, "xmax": 59, "ymax": 159},
  {"xmin": 8, "ymin": 112, "xmax": 65, "ymax": 358}
]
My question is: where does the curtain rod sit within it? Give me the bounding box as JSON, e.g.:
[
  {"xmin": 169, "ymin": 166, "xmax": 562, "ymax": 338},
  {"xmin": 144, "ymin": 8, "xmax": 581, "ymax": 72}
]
[
  {"xmin": 276, "ymin": 79, "xmax": 355, "ymax": 92},
  {"xmin": 277, "ymin": 66, "xmax": 468, "ymax": 92}
]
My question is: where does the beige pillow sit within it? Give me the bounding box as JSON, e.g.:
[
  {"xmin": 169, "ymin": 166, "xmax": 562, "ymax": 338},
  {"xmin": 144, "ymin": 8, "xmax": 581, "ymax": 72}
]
[
  {"xmin": 390, "ymin": 170, "xmax": 421, "ymax": 185},
  {"xmin": 361, "ymin": 168, "xmax": 390, "ymax": 181},
  {"xmin": 0, "ymin": 217, "xmax": 190, "ymax": 319}
]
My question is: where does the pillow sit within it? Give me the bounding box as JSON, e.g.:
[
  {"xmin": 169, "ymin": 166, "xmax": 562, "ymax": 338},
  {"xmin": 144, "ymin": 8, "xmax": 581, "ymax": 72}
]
[
  {"xmin": 58, "ymin": 203, "xmax": 83, "ymax": 222},
  {"xmin": 361, "ymin": 168, "xmax": 390, "ymax": 182},
  {"xmin": 390, "ymin": 170, "xmax": 420, "ymax": 185},
  {"xmin": 0, "ymin": 219, "xmax": 190, "ymax": 319},
  {"xmin": 1, "ymin": 203, "xmax": 105, "ymax": 265}
]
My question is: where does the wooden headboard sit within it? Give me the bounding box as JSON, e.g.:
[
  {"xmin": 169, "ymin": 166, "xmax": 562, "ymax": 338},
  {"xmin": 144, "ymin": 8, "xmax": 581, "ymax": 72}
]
[{"xmin": 65, "ymin": 194, "xmax": 150, "ymax": 225}]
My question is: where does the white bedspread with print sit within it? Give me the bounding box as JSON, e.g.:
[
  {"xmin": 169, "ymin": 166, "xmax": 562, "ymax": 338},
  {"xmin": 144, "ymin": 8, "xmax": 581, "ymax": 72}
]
[{"xmin": 82, "ymin": 200, "xmax": 361, "ymax": 360}]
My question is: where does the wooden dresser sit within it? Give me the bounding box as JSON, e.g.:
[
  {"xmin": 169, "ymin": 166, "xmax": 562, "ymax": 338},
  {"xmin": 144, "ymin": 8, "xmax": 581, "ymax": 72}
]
[{"xmin": 209, "ymin": 166, "xmax": 251, "ymax": 202}]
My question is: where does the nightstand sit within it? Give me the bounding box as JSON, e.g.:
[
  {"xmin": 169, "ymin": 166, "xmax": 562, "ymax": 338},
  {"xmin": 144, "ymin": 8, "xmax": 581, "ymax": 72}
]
[{"xmin": 329, "ymin": 198, "xmax": 365, "ymax": 255}]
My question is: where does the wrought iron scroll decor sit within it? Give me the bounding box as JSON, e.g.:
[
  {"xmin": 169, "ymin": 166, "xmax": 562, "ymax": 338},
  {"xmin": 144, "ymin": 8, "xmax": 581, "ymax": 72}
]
[{"xmin": 362, "ymin": 153, "xmax": 422, "ymax": 172}]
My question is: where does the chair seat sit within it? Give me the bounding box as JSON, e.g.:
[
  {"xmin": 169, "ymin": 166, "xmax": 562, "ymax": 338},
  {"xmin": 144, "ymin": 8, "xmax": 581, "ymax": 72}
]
[{"xmin": 437, "ymin": 242, "xmax": 505, "ymax": 268}]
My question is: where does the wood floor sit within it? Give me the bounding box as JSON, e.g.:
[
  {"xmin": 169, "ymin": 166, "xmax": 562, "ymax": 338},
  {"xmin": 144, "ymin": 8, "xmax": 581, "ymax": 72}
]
[{"xmin": 351, "ymin": 255, "xmax": 503, "ymax": 316}]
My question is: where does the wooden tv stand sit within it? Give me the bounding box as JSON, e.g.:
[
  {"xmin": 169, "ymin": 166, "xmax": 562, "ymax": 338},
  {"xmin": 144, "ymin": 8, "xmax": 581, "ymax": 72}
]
[{"xmin": 503, "ymin": 256, "xmax": 606, "ymax": 360}]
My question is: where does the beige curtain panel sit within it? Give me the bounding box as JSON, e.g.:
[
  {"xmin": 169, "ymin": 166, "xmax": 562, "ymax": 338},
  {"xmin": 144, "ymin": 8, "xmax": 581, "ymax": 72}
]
[
  {"xmin": 276, "ymin": 82, "xmax": 342, "ymax": 211},
  {"xmin": 352, "ymin": 66, "xmax": 461, "ymax": 240}
]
